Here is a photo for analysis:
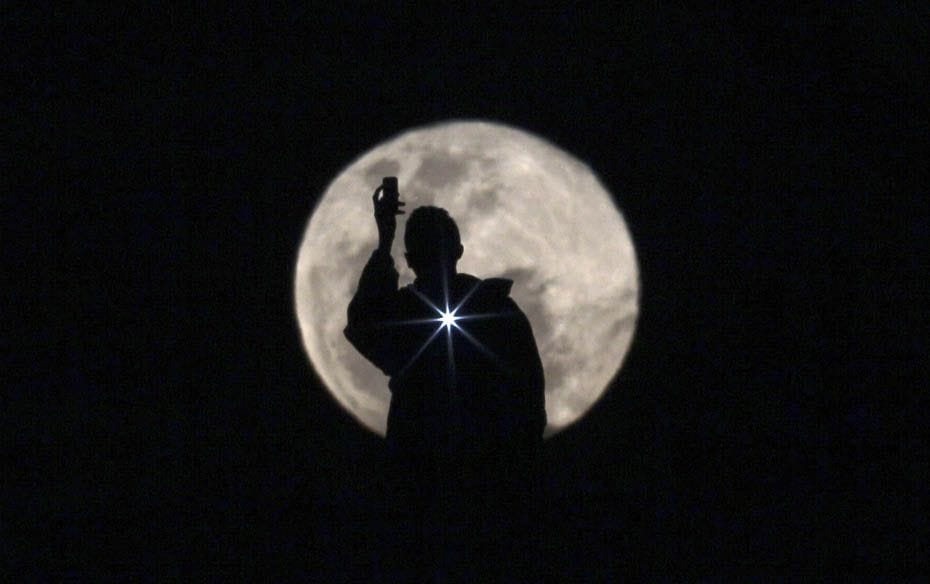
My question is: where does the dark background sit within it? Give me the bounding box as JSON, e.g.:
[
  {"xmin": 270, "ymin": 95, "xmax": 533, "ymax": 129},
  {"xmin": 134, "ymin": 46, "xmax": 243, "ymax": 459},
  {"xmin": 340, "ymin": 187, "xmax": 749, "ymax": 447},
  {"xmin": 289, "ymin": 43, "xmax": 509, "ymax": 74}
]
[{"xmin": 6, "ymin": 4, "xmax": 926, "ymax": 580}]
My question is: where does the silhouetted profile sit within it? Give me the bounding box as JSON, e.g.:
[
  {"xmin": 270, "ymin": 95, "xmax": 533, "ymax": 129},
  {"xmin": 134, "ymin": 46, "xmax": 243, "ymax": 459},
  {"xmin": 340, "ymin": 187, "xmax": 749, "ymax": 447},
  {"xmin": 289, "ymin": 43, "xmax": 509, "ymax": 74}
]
[{"xmin": 344, "ymin": 178, "xmax": 545, "ymax": 580}]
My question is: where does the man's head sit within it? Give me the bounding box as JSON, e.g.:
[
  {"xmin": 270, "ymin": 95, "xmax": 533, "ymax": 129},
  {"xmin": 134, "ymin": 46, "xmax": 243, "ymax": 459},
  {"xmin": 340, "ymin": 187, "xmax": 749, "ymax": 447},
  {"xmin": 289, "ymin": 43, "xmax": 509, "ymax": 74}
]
[{"xmin": 404, "ymin": 206, "xmax": 463, "ymax": 279}]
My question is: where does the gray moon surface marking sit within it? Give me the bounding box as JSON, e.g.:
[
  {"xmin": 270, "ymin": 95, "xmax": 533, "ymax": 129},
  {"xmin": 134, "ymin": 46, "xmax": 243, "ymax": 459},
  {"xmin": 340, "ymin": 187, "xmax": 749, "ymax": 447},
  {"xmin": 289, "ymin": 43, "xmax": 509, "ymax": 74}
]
[{"xmin": 295, "ymin": 120, "xmax": 639, "ymax": 437}]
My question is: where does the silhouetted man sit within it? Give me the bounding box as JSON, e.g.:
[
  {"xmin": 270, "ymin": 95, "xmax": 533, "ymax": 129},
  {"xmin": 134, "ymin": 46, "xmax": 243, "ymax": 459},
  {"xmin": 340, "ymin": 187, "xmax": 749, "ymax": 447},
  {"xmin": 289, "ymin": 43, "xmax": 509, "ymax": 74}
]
[{"xmin": 344, "ymin": 179, "xmax": 546, "ymax": 580}]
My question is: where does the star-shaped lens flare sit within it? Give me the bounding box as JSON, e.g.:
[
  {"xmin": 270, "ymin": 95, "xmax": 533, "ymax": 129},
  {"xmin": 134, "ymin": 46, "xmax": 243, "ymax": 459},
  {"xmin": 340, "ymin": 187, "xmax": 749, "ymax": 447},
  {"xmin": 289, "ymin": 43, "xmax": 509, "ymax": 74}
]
[
  {"xmin": 439, "ymin": 309, "xmax": 459, "ymax": 330},
  {"xmin": 385, "ymin": 280, "xmax": 513, "ymax": 381}
]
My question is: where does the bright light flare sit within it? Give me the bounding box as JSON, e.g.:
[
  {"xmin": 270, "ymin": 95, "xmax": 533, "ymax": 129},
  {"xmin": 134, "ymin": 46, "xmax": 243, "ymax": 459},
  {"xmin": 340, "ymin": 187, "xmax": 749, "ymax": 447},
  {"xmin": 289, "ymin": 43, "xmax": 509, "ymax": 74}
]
[{"xmin": 439, "ymin": 309, "xmax": 459, "ymax": 330}]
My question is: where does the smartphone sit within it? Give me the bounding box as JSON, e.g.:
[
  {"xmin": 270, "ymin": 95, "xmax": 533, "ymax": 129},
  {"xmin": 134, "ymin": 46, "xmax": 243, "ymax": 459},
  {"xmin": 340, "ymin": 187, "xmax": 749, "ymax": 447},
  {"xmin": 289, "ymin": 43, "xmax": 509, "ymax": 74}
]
[{"xmin": 381, "ymin": 176, "xmax": 399, "ymax": 201}]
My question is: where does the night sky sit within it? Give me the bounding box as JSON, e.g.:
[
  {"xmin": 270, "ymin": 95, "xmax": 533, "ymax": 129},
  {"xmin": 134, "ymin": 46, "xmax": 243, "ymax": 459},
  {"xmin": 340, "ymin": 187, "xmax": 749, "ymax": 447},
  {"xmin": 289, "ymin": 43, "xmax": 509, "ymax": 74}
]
[{"xmin": 6, "ymin": 5, "xmax": 926, "ymax": 579}]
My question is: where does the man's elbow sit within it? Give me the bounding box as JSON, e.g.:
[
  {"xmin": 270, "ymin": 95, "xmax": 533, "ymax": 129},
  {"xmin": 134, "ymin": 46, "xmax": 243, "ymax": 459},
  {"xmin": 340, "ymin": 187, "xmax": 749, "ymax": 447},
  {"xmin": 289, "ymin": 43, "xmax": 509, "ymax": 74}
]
[{"xmin": 343, "ymin": 319, "xmax": 365, "ymax": 353}]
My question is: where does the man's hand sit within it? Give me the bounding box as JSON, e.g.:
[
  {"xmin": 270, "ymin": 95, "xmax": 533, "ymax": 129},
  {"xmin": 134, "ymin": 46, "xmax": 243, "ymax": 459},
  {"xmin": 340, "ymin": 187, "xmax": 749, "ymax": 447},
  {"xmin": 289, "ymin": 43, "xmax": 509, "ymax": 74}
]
[{"xmin": 372, "ymin": 184, "xmax": 405, "ymax": 252}]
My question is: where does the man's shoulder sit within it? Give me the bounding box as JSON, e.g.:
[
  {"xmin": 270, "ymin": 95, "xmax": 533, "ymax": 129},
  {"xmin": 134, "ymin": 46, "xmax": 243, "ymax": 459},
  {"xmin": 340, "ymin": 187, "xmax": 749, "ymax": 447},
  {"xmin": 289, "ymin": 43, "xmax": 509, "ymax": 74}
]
[
  {"xmin": 478, "ymin": 276, "xmax": 513, "ymax": 298},
  {"xmin": 394, "ymin": 284, "xmax": 421, "ymax": 305},
  {"xmin": 455, "ymin": 273, "xmax": 519, "ymax": 311}
]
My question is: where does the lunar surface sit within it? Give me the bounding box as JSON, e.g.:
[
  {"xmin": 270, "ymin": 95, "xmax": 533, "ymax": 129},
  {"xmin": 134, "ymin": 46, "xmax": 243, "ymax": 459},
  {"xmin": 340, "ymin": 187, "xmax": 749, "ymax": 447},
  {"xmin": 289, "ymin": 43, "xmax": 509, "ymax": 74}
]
[{"xmin": 295, "ymin": 120, "xmax": 639, "ymax": 437}]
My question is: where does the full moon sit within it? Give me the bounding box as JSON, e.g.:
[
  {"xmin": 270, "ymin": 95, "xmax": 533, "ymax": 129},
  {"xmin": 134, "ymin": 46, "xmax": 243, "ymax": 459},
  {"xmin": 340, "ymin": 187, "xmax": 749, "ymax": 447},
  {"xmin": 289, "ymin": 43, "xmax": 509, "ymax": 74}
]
[{"xmin": 295, "ymin": 120, "xmax": 639, "ymax": 437}]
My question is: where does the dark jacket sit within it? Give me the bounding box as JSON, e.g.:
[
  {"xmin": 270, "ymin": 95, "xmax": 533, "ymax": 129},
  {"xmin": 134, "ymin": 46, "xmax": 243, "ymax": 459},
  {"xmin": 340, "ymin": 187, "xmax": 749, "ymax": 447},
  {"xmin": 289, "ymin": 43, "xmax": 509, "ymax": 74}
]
[{"xmin": 344, "ymin": 249, "xmax": 546, "ymax": 465}]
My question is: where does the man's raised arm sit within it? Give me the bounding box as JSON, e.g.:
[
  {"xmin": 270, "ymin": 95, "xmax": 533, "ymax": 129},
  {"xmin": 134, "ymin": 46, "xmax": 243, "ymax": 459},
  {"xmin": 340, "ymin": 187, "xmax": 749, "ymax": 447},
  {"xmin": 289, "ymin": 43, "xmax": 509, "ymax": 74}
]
[{"xmin": 343, "ymin": 181, "xmax": 406, "ymax": 374}]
